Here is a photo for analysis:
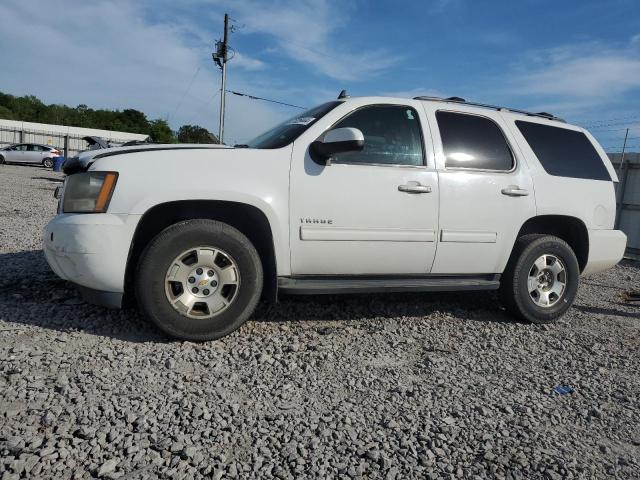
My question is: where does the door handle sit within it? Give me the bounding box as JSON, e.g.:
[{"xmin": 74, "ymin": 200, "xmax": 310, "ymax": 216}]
[
  {"xmin": 501, "ymin": 185, "xmax": 529, "ymax": 197},
  {"xmin": 398, "ymin": 182, "xmax": 432, "ymax": 194}
]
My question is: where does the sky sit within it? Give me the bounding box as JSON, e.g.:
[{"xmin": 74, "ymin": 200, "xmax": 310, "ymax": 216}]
[{"xmin": 1, "ymin": 0, "xmax": 640, "ymax": 150}]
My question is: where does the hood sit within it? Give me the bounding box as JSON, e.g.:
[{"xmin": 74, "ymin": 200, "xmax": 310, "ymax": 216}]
[
  {"xmin": 62, "ymin": 143, "xmax": 232, "ymax": 175},
  {"xmin": 83, "ymin": 136, "xmax": 111, "ymax": 149}
]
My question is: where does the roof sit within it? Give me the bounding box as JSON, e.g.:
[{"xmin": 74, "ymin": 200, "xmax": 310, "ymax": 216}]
[
  {"xmin": 412, "ymin": 95, "xmax": 566, "ymax": 123},
  {"xmin": 0, "ymin": 119, "xmax": 149, "ymax": 142},
  {"xmin": 4, "ymin": 142, "xmax": 56, "ymax": 148}
]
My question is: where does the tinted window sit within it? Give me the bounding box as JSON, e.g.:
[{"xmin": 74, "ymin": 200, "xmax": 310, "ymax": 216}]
[
  {"xmin": 331, "ymin": 105, "xmax": 424, "ymax": 166},
  {"xmin": 14, "ymin": 145, "xmax": 27, "ymax": 151},
  {"xmin": 516, "ymin": 121, "xmax": 610, "ymax": 181},
  {"xmin": 247, "ymin": 101, "xmax": 341, "ymax": 149},
  {"xmin": 437, "ymin": 111, "xmax": 514, "ymax": 171}
]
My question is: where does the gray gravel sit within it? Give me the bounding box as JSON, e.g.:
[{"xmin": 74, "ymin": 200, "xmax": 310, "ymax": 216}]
[{"xmin": 1, "ymin": 163, "xmax": 639, "ymax": 479}]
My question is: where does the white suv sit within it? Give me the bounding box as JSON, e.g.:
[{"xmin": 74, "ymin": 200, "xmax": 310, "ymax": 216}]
[{"xmin": 44, "ymin": 95, "xmax": 627, "ymax": 340}]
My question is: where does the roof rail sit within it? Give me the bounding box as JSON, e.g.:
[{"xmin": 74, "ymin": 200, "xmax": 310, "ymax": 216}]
[{"xmin": 413, "ymin": 96, "xmax": 565, "ymax": 122}]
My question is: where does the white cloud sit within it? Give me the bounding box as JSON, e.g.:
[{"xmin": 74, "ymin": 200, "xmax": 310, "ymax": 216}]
[
  {"xmin": 510, "ymin": 38, "xmax": 640, "ymax": 98},
  {"xmin": 382, "ymin": 88, "xmax": 449, "ymax": 99},
  {"xmin": 220, "ymin": 0, "xmax": 401, "ymax": 81},
  {"xmin": 231, "ymin": 52, "xmax": 266, "ymax": 71},
  {"xmin": 0, "ymin": 0, "xmax": 285, "ymax": 142},
  {"xmin": 0, "ymin": 0, "xmax": 402, "ymax": 143}
]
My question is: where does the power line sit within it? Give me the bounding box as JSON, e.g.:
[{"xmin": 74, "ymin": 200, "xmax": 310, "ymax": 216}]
[
  {"xmin": 581, "ymin": 114, "xmax": 640, "ymax": 127},
  {"xmin": 588, "ymin": 127, "xmax": 633, "ymax": 132},
  {"xmin": 604, "ymin": 145, "xmax": 640, "ymax": 151},
  {"xmin": 227, "ymin": 90, "xmax": 307, "ymax": 109},
  {"xmin": 168, "ymin": 66, "xmax": 202, "ymax": 122},
  {"xmin": 586, "ymin": 120, "xmax": 640, "ymax": 129},
  {"xmin": 184, "ymin": 90, "xmax": 221, "ymax": 127}
]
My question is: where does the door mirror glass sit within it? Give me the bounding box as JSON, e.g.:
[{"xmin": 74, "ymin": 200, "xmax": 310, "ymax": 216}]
[{"xmin": 310, "ymin": 127, "xmax": 364, "ymax": 165}]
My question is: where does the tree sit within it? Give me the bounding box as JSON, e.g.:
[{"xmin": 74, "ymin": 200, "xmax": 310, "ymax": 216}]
[
  {"xmin": 149, "ymin": 119, "xmax": 176, "ymax": 143},
  {"xmin": 0, "ymin": 91, "xmax": 175, "ymax": 142},
  {"xmin": 177, "ymin": 124, "xmax": 219, "ymax": 144},
  {"xmin": 0, "ymin": 105, "xmax": 15, "ymax": 120}
]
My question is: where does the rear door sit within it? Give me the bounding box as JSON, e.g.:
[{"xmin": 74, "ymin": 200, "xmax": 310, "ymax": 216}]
[
  {"xmin": 25, "ymin": 144, "xmax": 43, "ymax": 163},
  {"xmin": 421, "ymin": 103, "xmax": 536, "ymax": 274}
]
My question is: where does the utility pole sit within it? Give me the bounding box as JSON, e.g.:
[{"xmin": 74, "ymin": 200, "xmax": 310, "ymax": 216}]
[{"xmin": 213, "ymin": 14, "xmax": 229, "ymax": 144}]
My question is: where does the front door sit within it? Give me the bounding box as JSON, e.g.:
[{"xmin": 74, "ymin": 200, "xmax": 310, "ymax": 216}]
[
  {"xmin": 289, "ymin": 101, "xmax": 439, "ymax": 275},
  {"xmin": 7, "ymin": 144, "xmax": 27, "ymax": 163}
]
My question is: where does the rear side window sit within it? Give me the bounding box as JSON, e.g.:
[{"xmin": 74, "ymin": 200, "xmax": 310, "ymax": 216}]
[
  {"xmin": 515, "ymin": 121, "xmax": 610, "ymax": 181},
  {"xmin": 437, "ymin": 111, "xmax": 514, "ymax": 171}
]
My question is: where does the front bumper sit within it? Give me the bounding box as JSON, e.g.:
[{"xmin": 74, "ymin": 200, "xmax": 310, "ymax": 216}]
[
  {"xmin": 43, "ymin": 213, "xmax": 141, "ymax": 306},
  {"xmin": 582, "ymin": 229, "xmax": 627, "ymax": 276},
  {"xmin": 76, "ymin": 285, "xmax": 124, "ymax": 309}
]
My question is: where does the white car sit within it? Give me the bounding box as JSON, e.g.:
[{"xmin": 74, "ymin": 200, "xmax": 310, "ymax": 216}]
[
  {"xmin": 0, "ymin": 143, "xmax": 61, "ymax": 168},
  {"xmin": 44, "ymin": 95, "xmax": 627, "ymax": 340}
]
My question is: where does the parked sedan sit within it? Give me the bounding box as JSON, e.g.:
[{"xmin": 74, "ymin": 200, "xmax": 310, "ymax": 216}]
[{"xmin": 0, "ymin": 143, "xmax": 61, "ymax": 168}]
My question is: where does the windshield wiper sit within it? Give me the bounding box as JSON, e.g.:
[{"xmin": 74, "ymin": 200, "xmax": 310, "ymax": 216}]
[{"xmin": 233, "ymin": 144, "xmax": 249, "ymax": 148}]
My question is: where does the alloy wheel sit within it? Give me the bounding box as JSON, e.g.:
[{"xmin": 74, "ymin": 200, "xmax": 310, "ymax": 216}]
[
  {"xmin": 527, "ymin": 254, "xmax": 567, "ymax": 308},
  {"xmin": 164, "ymin": 246, "xmax": 240, "ymax": 319}
]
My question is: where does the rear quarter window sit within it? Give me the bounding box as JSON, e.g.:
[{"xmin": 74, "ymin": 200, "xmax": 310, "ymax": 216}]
[{"xmin": 515, "ymin": 121, "xmax": 610, "ymax": 181}]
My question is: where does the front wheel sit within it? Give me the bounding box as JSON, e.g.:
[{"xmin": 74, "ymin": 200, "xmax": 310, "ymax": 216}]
[
  {"xmin": 136, "ymin": 219, "xmax": 263, "ymax": 341},
  {"xmin": 42, "ymin": 158, "xmax": 54, "ymax": 168},
  {"xmin": 500, "ymin": 235, "xmax": 579, "ymax": 324}
]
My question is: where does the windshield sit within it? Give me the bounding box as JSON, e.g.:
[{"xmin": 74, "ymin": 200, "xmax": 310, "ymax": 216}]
[{"xmin": 246, "ymin": 101, "xmax": 342, "ymax": 149}]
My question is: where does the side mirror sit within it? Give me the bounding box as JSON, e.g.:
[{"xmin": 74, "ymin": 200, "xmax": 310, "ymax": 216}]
[{"xmin": 310, "ymin": 127, "xmax": 364, "ymax": 165}]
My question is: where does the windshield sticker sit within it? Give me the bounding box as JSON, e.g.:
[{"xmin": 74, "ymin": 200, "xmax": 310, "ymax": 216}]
[{"xmin": 286, "ymin": 116, "xmax": 315, "ymax": 126}]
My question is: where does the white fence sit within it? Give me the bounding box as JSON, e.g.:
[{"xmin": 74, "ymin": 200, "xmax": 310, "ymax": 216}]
[
  {"xmin": 610, "ymin": 152, "xmax": 640, "ymax": 260},
  {"xmin": 0, "ymin": 119, "xmax": 148, "ymax": 157}
]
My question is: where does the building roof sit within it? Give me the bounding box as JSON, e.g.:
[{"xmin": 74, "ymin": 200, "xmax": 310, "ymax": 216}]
[{"xmin": 0, "ymin": 119, "xmax": 148, "ymax": 142}]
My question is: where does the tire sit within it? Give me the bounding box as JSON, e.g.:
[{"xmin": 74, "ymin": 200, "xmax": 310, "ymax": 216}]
[
  {"xmin": 42, "ymin": 158, "xmax": 54, "ymax": 168},
  {"xmin": 500, "ymin": 234, "xmax": 579, "ymax": 324},
  {"xmin": 135, "ymin": 219, "xmax": 263, "ymax": 341}
]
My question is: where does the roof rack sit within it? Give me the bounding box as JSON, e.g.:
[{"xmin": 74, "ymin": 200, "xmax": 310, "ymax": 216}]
[{"xmin": 413, "ymin": 96, "xmax": 565, "ymax": 122}]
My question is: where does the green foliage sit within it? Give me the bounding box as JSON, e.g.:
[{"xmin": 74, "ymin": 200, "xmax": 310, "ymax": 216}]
[
  {"xmin": 0, "ymin": 91, "xmax": 219, "ymax": 144},
  {"xmin": 0, "ymin": 105, "xmax": 15, "ymax": 120},
  {"xmin": 149, "ymin": 119, "xmax": 176, "ymax": 143},
  {"xmin": 177, "ymin": 124, "xmax": 219, "ymax": 144}
]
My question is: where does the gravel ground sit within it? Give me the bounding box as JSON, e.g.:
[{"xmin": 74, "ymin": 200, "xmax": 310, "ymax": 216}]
[{"xmin": 1, "ymin": 163, "xmax": 639, "ymax": 480}]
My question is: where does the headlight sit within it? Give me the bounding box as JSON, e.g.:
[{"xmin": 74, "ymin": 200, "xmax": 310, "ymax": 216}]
[{"xmin": 62, "ymin": 171, "xmax": 118, "ymax": 213}]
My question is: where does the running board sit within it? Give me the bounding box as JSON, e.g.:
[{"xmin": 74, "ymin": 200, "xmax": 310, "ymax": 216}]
[{"xmin": 278, "ymin": 275, "xmax": 501, "ymax": 295}]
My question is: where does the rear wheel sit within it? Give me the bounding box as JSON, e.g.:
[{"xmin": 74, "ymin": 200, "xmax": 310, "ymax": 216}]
[
  {"xmin": 135, "ymin": 219, "xmax": 263, "ymax": 341},
  {"xmin": 500, "ymin": 235, "xmax": 579, "ymax": 324},
  {"xmin": 42, "ymin": 158, "xmax": 54, "ymax": 168}
]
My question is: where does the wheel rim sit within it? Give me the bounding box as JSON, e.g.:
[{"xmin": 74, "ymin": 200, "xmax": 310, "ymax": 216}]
[
  {"xmin": 164, "ymin": 246, "xmax": 240, "ymax": 319},
  {"xmin": 527, "ymin": 254, "xmax": 566, "ymax": 308},
  {"xmin": 44, "ymin": 159, "xmax": 53, "ymax": 167}
]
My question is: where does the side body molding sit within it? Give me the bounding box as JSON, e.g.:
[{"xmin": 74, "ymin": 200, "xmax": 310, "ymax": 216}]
[{"xmin": 300, "ymin": 226, "xmax": 436, "ymax": 242}]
